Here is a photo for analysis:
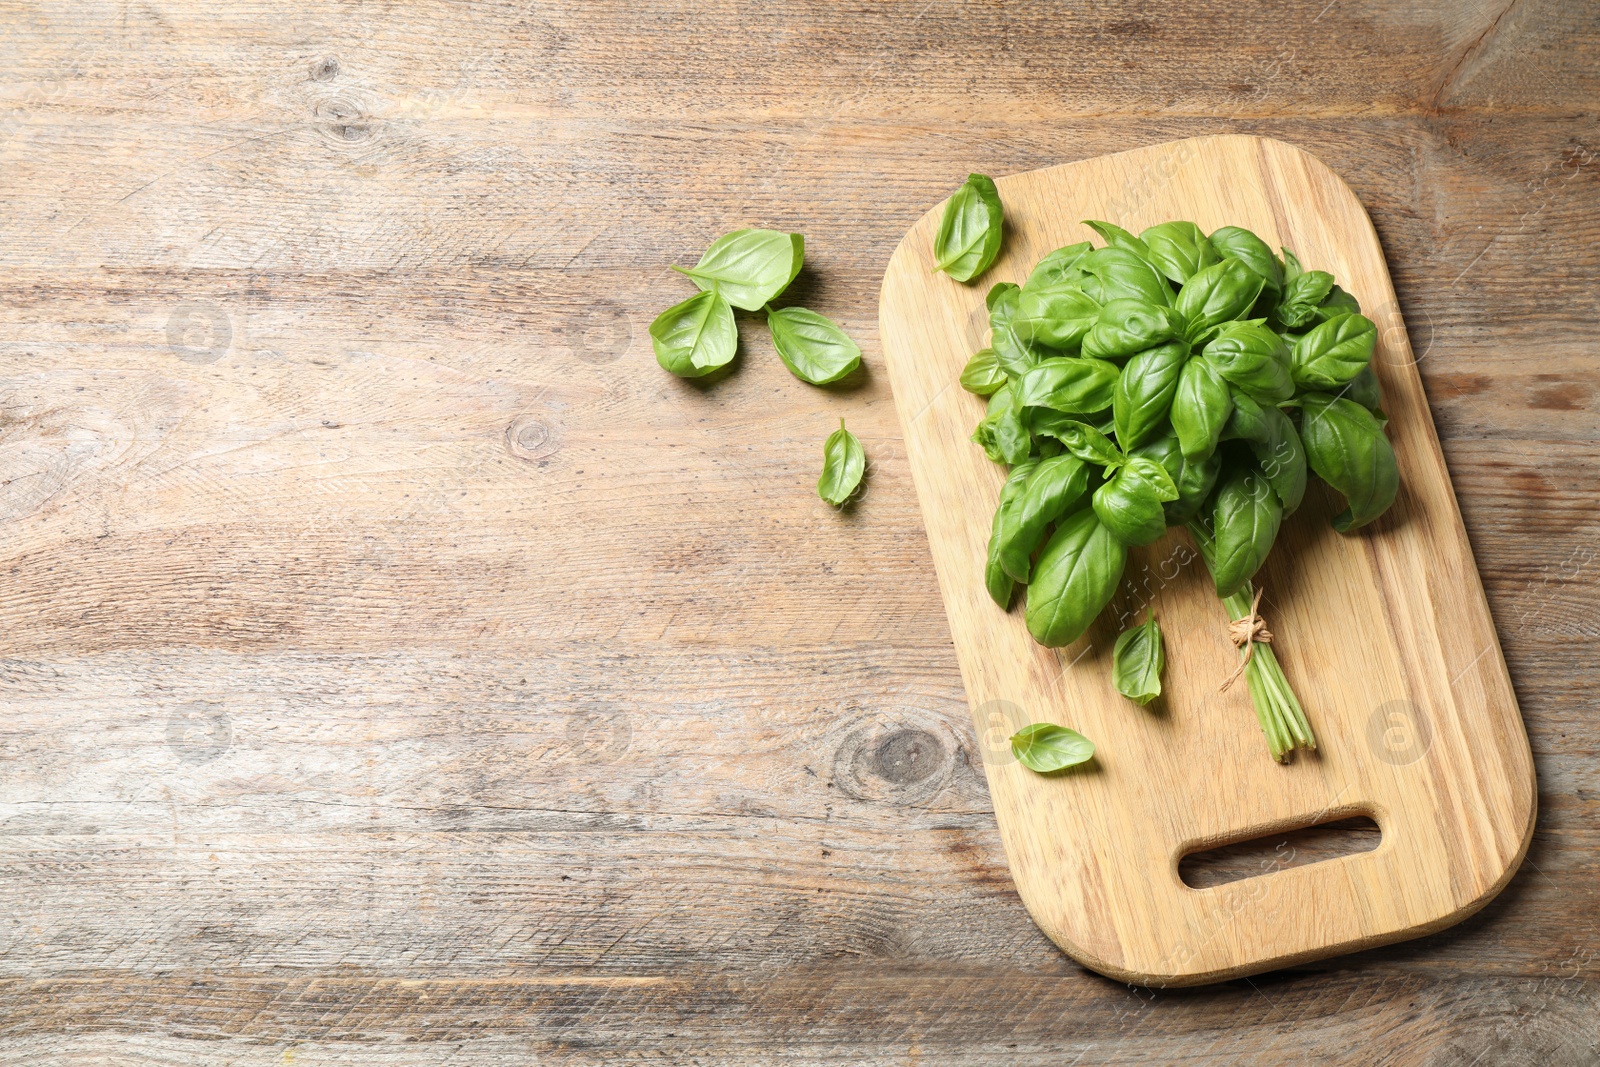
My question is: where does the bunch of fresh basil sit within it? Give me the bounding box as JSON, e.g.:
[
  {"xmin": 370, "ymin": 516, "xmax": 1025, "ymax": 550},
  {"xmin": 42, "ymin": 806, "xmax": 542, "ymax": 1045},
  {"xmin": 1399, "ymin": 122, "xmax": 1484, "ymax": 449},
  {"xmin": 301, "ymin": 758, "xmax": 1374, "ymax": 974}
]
[
  {"xmin": 960, "ymin": 219, "xmax": 1398, "ymax": 760},
  {"xmin": 652, "ymin": 228, "xmax": 866, "ymax": 506}
]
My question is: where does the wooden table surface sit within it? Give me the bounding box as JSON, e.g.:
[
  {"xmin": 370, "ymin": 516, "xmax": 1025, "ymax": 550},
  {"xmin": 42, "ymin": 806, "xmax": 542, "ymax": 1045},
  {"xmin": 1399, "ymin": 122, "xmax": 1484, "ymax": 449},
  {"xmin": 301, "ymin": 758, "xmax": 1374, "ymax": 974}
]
[{"xmin": 1, "ymin": 2, "xmax": 1595, "ymax": 1063}]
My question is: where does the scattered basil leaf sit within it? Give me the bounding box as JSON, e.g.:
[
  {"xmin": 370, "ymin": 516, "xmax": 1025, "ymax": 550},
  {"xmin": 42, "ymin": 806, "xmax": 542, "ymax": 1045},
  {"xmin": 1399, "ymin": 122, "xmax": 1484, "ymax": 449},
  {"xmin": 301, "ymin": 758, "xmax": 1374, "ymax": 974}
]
[
  {"xmin": 1093, "ymin": 455, "xmax": 1179, "ymax": 547},
  {"xmin": 768, "ymin": 306, "xmax": 861, "ymax": 385},
  {"xmin": 1140, "ymin": 221, "xmax": 1219, "ymax": 285},
  {"xmin": 1299, "ymin": 393, "xmax": 1399, "ymax": 531},
  {"xmin": 817, "ymin": 419, "xmax": 865, "ymax": 506},
  {"xmin": 1010, "ymin": 722, "xmax": 1095, "ymax": 773},
  {"xmin": 676, "ymin": 229, "xmax": 804, "ymax": 312},
  {"xmin": 1210, "ymin": 465, "xmax": 1283, "ymax": 597},
  {"xmin": 1113, "ymin": 340, "xmax": 1189, "ymax": 450},
  {"xmin": 1024, "ymin": 507, "xmax": 1128, "ymax": 647},
  {"xmin": 1016, "ymin": 357, "xmax": 1121, "ymax": 415},
  {"xmin": 651, "ymin": 288, "xmax": 738, "ymax": 377},
  {"xmin": 934, "ymin": 174, "xmax": 1004, "ymax": 283},
  {"xmin": 1290, "ymin": 312, "xmax": 1377, "ymax": 390},
  {"xmin": 1112, "ymin": 614, "xmax": 1164, "ymax": 705},
  {"xmin": 1170, "ymin": 355, "xmax": 1233, "ymax": 461},
  {"xmin": 959, "ymin": 347, "xmax": 1007, "ymax": 396}
]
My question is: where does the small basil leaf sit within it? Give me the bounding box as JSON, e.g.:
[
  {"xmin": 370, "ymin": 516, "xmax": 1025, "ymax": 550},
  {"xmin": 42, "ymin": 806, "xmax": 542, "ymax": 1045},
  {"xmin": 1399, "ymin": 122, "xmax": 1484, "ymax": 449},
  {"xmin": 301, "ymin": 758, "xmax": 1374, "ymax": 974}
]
[
  {"xmin": 1024, "ymin": 507, "xmax": 1127, "ymax": 646},
  {"xmin": 986, "ymin": 280, "xmax": 1020, "ymax": 312},
  {"xmin": 1170, "ymin": 356, "xmax": 1233, "ymax": 461},
  {"xmin": 1113, "ymin": 340, "xmax": 1189, "ymax": 450},
  {"xmin": 988, "ymin": 283, "xmax": 1049, "ymax": 380},
  {"xmin": 972, "ymin": 382, "xmax": 1032, "ymax": 465},
  {"xmin": 1027, "ymin": 412, "xmax": 1122, "ymax": 467},
  {"xmin": 1017, "ymin": 357, "xmax": 1120, "ymax": 415},
  {"xmin": 1093, "ymin": 455, "xmax": 1179, "ymax": 547},
  {"xmin": 1078, "ymin": 246, "xmax": 1174, "ymax": 307},
  {"xmin": 1291, "ymin": 312, "xmax": 1377, "ymax": 389},
  {"xmin": 1203, "ymin": 320, "xmax": 1294, "ymax": 402},
  {"xmin": 1139, "ymin": 221, "xmax": 1220, "ymax": 285},
  {"xmin": 1081, "ymin": 299, "xmax": 1184, "ymax": 359},
  {"xmin": 1280, "ymin": 246, "xmax": 1304, "ymax": 285},
  {"xmin": 768, "ymin": 306, "xmax": 861, "ymax": 385},
  {"xmin": 1344, "ymin": 363, "xmax": 1385, "ymax": 416},
  {"xmin": 934, "ymin": 174, "xmax": 1004, "ymax": 283},
  {"xmin": 1112, "ymin": 614, "xmax": 1164, "ymax": 705},
  {"xmin": 1311, "ymin": 285, "xmax": 1362, "ymax": 324},
  {"xmin": 676, "ymin": 229, "xmax": 803, "ymax": 312},
  {"xmin": 1210, "ymin": 464, "xmax": 1283, "ymax": 597},
  {"xmin": 1083, "ymin": 220, "xmax": 1150, "ymax": 257},
  {"xmin": 1208, "ymin": 226, "xmax": 1285, "ymax": 296},
  {"xmin": 997, "ymin": 455, "xmax": 1091, "ymax": 582},
  {"xmin": 1300, "ymin": 393, "xmax": 1399, "ymax": 531},
  {"xmin": 1024, "ymin": 242, "xmax": 1093, "ymax": 290},
  {"xmin": 1175, "ymin": 258, "xmax": 1266, "ymax": 340},
  {"xmin": 1273, "ymin": 269, "xmax": 1336, "ymax": 329},
  {"xmin": 985, "ymin": 459, "xmax": 1039, "ymax": 608},
  {"xmin": 1009, "ymin": 722, "xmax": 1095, "ymax": 773},
  {"xmin": 818, "ymin": 419, "xmax": 865, "ymax": 506},
  {"xmin": 650, "ymin": 289, "xmax": 738, "ymax": 377},
  {"xmin": 959, "ymin": 347, "xmax": 1007, "ymax": 396},
  {"xmin": 1015, "ymin": 281, "xmax": 1102, "ymax": 351},
  {"xmin": 1243, "ymin": 402, "xmax": 1308, "ymax": 514}
]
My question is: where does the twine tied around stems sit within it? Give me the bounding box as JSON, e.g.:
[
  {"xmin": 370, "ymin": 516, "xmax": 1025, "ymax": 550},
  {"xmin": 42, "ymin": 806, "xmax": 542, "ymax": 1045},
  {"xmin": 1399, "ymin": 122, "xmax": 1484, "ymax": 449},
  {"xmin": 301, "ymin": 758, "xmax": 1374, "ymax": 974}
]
[{"xmin": 1220, "ymin": 587, "xmax": 1273, "ymax": 693}]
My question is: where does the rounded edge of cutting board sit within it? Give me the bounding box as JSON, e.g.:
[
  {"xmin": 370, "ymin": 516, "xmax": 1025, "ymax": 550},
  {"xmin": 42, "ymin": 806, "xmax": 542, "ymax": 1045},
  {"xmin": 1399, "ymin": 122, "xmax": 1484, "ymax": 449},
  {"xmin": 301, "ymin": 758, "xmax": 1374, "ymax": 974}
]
[{"xmin": 879, "ymin": 134, "xmax": 1537, "ymax": 988}]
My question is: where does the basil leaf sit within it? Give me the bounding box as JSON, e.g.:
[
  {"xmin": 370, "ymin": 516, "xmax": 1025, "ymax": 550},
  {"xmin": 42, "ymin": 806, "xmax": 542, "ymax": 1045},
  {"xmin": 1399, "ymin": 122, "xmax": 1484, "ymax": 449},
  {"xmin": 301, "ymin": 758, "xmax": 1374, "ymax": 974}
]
[
  {"xmin": 1016, "ymin": 357, "xmax": 1120, "ymax": 415},
  {"xmin": 1344, "ymin": 363, "xmax": 1385, "ymax": 416},
  {"xmin": 986, "ymin": 280, "xmax": 1019, "ymax": 311},
  {"xmin": 1112, "ymin": 614, "xmax": 1164, "ymax": 705},
  {"xmin": 1281, "ymin": 246, "xmax": 1304, "ymax": 285},
  {"xmin": 1208, "ymin": 226, "xmax": 1284, "ymax": 296},
  {"xmin": 972, "ymin": 382, "xmax": 1032, "ymax": 465},
  {"xmin": 1140, "ymin": 221, "xmax": 1219, "ymax": 285},
  {"xmin": 934, "ymin": 173, "xmax": 1004, "ymax": 283},
  {"xmin": 1290, "ymin": 313, "xmax": 1377, "ymax": 390},
  {"xmin": 1081, "ymin": 299, "xmax": 1184, "ymax": 359},
  {"xmin": 1300, "ymin": 393, "xmax": 1399, "ymax": 531},
  {"xmin": 1078, "ymin": 246, "xmax": 1174, "ymax": 307},
  {"xmin": 1203, "ymin": 320, "xmax": 1294, "ymax": 403},
  {"xmin": 959, "ymin": 347, "xmax": 1007, "ymax": 396},
  {"xmin": 1028, "ymin": 416, "xmax": 1123, "ymax": 470},
  {"xmin": 817, "ymin": 419, "xmax": 865, "ymax": 506},
  {"xmin": 1129, "ymin": 432, "xmax": 1216, "ymax": 525},
  {"xmin": 985, "ymin": 459, "xmax": 1039, "ymax": 608},
  {"xmin": 1083, "ymin": 220, "xmax": 1150, "ymax": 258},
  {"xmin": 768, "ymin": 306, "xmax": 861, "ymax": 385},
  {"xmin": 1311, "ymin": 285, "xmax": 1362, "ymax": 325},
  {"xmin": 1273, "ymin": 269, "xmax": 1336, "ymax": 328},
  {"xmin": 1024, "ymin": 242, "xmax": 1093, "ymax": 290},
  {"xmin": 988, "ymin": 283, "xmax": 1048, "ymax": 380},
  {"xmin": 1015, "ymin": 280, "xmax": 1102, "ymax": 351},
  {"xmin": 1229, "ymin": 397, "xmax": 1308, "ymax": 514},
  {"xmin": 1093, "ymin": 455, "xmax": 1179, "ymax": 547},
  {"xmin": 1009, "ymin": 722, "xmax": 1095, "ymax": 773},
  {"xmin": 1024, "ymin": 507, "xmax": 1127, "ymax": 646},
  {"xmin": 1171, "ymin": 355, "xmax": 1233, "ymax": 461},
  {"xmin": 997, "ymin": 454, "xmax": 1092, "ymax": 582},
  {"xmin": 1210, "ymin": 464, "xmax": 1283, "ymax": 597},
  {"xmin": 1113, "ymin": 340, "xmax": 1188, "ymax": 450},
  {"xmin": 650, "ymin": 289, "xmax": 738, "ymax": 377},
  {"xmin": 1175, "ymin": 258, "xmax": 1266, "ymax": 341},
  {"xmin": 675, "ymin": 229, "xmax": 803, "ymax": 312}
]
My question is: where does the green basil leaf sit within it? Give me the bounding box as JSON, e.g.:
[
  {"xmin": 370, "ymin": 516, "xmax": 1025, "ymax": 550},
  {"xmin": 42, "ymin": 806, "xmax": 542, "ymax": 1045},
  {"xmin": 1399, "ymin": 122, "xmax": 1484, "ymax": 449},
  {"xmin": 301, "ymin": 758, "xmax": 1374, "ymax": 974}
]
[
  {"xmin": 1024, "ymin": 507, "xmax": 1127, "ymax": 646},
  {"xmin": 675, "ymin": 229, "xmax": 803, "ymax": 312},
  {"xmin": 985, "ymin": 459, "xmax": 1039, "ymax": 608},
  {"xmin": 988, "ymin": 282, "xmax": 1050, "ymax": 380},
  {"xmin": 650, "ymin": 289, "xmax": 738, "ymax": 377},
  {"xmin": 934, "ymin": 173, "xmax": 1004, "ymax": 283},
  {"xmin": 1280, "ymin": 246, "xmax": 1304, "ymax": 285},
  {"xmin": 1112, "ymin": 614, "xmax": 1164, "ymax": 705},
  {"xmin": 1300, "ymin": 393, "xmax": 1399, "ymax": 531},
  {"xmin": 1311, "ymin": 285, "xmax": 1362, "ymax": 324},
  {"xmin": 1083, "ymin": 220, "xmax": 1150, "ymax": 257},
  {"xmin": 1291, "ymin": 313, "xmax": 1377, "ymax": 389},
  {"xmin": 1203, "ymin": 320, "xmax": 1294, "ymax": 403},
  {"xmin": 1081, "ymin": 299, "xmax": 1184, "ymax": 359},
  {"xmin": 1229, "ymin": 399, "xmax": 1308, "ymax": 514},
  {"xmin": 1093, "ymin": 455, "xmax": 1179, "ymax": 546},
  {"xmin": 1344, "ymin": 363, "xmax": 1385, "ymax": 416},
  {"xmin": 1078, "ymin": 246, "xmax": 1174, "ymax": 307},
  {"xmin": 817, "ymin": 419, "xmax": 866, "ymax": 506},
  {"xmin": 1024, "ymin": 242, "xmax": 1093, "ymax": 290},
  {"xmin": 1208, "ymin": 226, "xmax": 1285, "ymax": 296},
  {"xmin": 1175, "ymin": 258, "xmax": 1266, "ymax": 341},
  {"xmin": 1129, "ymin": 432, "xmax": 1216, "ymax": 525},
  {"xmin": 1140, "ymin": 221, "xmax": 1220, "ymax": 285},
  {"xmin": 768, "ymin": 306, "xmax": 861, "ymax": 385},
  {"xmin": 986, "ymin": 280, "xmax": 1020, "ymax": 312},
  {"xmin": 1113, "ymin": 340, "xmax": 1188, "ymax": 450},
  {"xmin": 959, "ymin": 347, "xmax": 1007, "ymax": 396},
  {"xmin": 1015, "ymin": 281, "xmax": 1102, "ymax": 351},
  {"xmin": 1009, "ymin": 722, "xmax": 1095, "ymax": 773},
  {"xmin": 1171, "ymin": 356, "xmax": 1233, "ymax": 461},
  {"xmin": 972, "ymin": 382, "xmax": 1032, "ymax": 465},
  {"xmin": 1016, "ymin": 357, "xmax": 1120, "ymax": 415},
  {"xmin": 1210, "ymin": 464, "xmax": 1283, "ymax": 597},
  {"xmin": 997, "ymin": 455, "xmax": 1092, "ymax": 582}
]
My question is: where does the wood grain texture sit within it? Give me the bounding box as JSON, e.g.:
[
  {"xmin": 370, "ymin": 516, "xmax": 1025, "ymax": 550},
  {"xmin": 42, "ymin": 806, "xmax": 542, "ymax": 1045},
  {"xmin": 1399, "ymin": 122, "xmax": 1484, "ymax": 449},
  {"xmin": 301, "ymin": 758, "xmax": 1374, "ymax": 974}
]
[
  {"xmin": 880, "ymin": 135, "xmax": 1537, "ymax": 985},
  {"xmin": 0, "ymin": 0, "xmax": 1597, "ymax": 1062}
]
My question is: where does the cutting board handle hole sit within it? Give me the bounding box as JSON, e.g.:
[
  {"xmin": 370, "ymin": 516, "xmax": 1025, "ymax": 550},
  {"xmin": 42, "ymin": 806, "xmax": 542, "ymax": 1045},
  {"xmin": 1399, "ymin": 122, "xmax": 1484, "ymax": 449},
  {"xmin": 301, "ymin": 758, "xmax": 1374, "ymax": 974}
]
[{"xmin": 1178, "ymin": 814, "xmax": 1381, "ymax": 890}]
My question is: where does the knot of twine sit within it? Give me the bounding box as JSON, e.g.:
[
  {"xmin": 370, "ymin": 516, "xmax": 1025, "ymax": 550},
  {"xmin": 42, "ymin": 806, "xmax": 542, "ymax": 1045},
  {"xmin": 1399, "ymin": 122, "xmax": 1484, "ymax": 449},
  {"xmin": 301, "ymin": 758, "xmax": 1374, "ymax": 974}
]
[{"xmin": 1220, "ymin": 587, "xmax": 1273, "ymax": 693}]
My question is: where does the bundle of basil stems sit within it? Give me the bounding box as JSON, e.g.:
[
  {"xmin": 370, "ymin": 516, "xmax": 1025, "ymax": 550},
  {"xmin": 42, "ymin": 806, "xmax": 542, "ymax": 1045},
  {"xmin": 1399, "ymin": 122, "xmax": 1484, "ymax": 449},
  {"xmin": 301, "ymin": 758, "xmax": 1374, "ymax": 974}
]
[{"xmin": 938, "ymin": 175, "xmax": 1398, "ymax": 763}]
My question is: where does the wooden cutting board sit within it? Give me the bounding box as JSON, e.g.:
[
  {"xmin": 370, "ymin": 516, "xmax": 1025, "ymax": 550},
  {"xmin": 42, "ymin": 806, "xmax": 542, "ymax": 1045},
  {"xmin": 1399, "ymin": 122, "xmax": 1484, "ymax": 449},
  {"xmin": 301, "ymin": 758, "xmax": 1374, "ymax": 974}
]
[{"xmin": 878, "ymin": 135, "xmax": 1536, "ymax": 987}]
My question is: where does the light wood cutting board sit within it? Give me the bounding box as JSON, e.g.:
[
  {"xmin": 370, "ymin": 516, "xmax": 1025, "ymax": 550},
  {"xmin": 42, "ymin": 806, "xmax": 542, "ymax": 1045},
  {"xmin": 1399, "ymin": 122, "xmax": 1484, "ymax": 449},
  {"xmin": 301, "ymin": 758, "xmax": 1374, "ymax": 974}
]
[{"xmin": 878, "ymin": 135, "xmax": 1536, "ymax": 987}]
